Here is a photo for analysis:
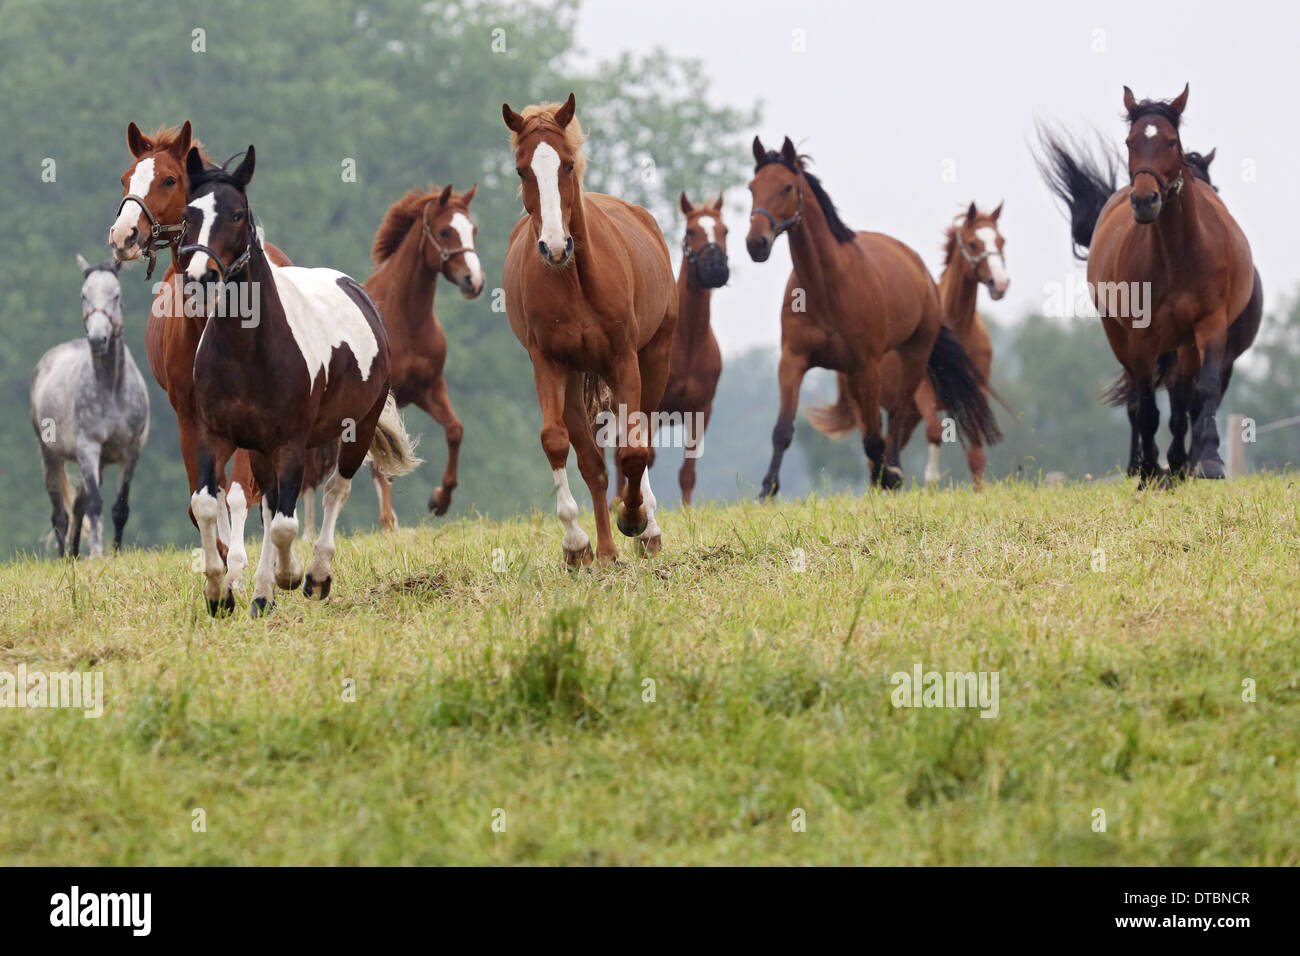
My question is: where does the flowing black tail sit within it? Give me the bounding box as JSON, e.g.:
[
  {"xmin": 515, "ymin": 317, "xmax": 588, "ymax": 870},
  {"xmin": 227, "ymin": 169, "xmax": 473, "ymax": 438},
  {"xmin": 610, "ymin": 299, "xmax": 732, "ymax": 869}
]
[
  {"xmin": 928, "ymin": 326, "xmax": 1002, "ymax": 447},
  {"xmin": 1035, "ymin": 127, "xmax": 1119, "ymax": 260}
]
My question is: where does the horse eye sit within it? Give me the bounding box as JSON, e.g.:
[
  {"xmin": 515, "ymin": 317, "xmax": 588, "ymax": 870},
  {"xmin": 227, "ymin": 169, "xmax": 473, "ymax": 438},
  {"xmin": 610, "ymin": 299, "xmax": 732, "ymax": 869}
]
[
  {"xmin": 441, "ymin": 229, "xmax": 451, "ymax": 238},
  {"xmin": 566, "ymin": 161, "xmax": 575, "ymax": 174},
  {"xmin": 969, "ymin": 241, "xmax": 979, "ymax": 250},
  {"xmin": 162, "ymin": 177, "xmax": 177, "ymax": 188},
  {"xmin": 783, "ymin": 184, "xmax": 793, "ymax": 194}
]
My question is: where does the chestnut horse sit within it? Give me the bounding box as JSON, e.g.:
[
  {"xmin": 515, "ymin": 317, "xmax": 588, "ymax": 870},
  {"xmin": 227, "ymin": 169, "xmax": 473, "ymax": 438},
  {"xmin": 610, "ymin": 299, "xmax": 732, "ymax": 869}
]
[
  {"xmin": 1041, "ymin": 135, "xmax": 1263, "ymax": 478},
  {"xmin": 614, "ymin": 191, "xmax": 728, "ymax": 505},
  {"xmin": 363, "ymin": 182, "xmax": 483, "ymax": 528},
  {"xmin": 178, "ymin": 146, "xmax": 419, "ymax": 616},
  {"xmin": 1038, "ymin": 86, "xmax": 1255, "ymax": 482},
  {"xmin": 501, "ymin": 93, "xmax": 677, "ymax": 564},
  {"xmin": 747, "ymin": 137, "xmax": 999, "ymax": 494}
]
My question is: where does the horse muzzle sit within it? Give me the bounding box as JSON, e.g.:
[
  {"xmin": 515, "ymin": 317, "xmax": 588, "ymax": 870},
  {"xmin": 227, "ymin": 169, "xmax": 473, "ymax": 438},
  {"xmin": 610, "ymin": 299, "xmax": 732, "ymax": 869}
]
[
  {"xmin": 746, "ymin": 234, "xmax": 772, "ymax": 263},
  {"xmin": 1130, "ymin": 191, "xmax": 1162, "ymax": 224},
  {"xmin": 690, "ymin": 244, "xmax": 730, "ymax": 288}
]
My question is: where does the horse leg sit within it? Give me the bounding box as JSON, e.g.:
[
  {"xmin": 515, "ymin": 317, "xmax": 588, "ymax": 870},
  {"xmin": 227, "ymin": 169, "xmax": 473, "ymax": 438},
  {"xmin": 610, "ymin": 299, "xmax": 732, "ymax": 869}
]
[
  {"xmin": 40, "ymin": 448, "xmax": 72, "ymax": 557},
  {"xmin": 305, "ymin": 399, "xmax": 380, "ymax": 599},
  {"xmin": 371, "ymin": 466, "xmax": 398, "ymax": 531},
  {"xmin": 111, "ymin": 447, "xmax": 140, "ymax": 553},
  {"xmin": 269, "ymin": 449, "xmax": 305, "ymax": 591},
  {"xmin": 223, "ymin": 451, "xmax": 256, "ymax": 589},
  {"xmin": 1166, "ymin": 379, "xmax": 1192, "ymax": 479},
  {"xmin": 1134, "ymin": 379, "xmax": 1164, "ymax": 487},
  {"xmin": 1191, "ymin": 317, "xmax": 1229, "ymax": 479},
  {"xmin": 847, "ymin": 360, "xmax": 886, "ymax": 488},
  {"xmin": 300, "ymin": 484, "xmax": 316, "ymax": 541},
  {"xmin": 529, "ymin": 352, "xmax": 590, "ymax": 566},
  {"xmin": 679, "ymin": 403, "xmax": 710, "ymax": 506},
  {"xmin": 913, "ymin": 378, "xmax": 944, "ymax": 486},
  {"xmin": 760, "ymin": 347, "xmax": 809, "ymax": 499},
  {"xmin": 419, "ymin": 375, "xmax": 463, "ymax": 517},
  {"xmin": 191, "ymin": 436, "xmax": 234, "ymax": 616},
  {"xmin": 562, "ymin": 374, "xmax": 614, "ymax": 563},
  {"xmin": 74, "ymin": 439, "xmax": 105, "ymax": 558}
]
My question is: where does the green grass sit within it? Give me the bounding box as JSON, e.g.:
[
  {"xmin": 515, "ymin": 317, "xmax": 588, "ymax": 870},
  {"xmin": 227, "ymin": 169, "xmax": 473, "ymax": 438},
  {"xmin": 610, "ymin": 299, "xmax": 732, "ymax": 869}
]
[{"xmin": 1, "ymin": 474, "xmax": 1297, "ymax": 864}]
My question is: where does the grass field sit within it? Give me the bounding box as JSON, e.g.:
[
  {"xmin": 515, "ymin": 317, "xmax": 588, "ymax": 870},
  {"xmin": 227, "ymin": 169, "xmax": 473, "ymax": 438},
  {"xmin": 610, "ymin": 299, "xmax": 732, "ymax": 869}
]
[{"xmin": 1, "ymin": 473, "xmax": 1297, "ymax": 865}]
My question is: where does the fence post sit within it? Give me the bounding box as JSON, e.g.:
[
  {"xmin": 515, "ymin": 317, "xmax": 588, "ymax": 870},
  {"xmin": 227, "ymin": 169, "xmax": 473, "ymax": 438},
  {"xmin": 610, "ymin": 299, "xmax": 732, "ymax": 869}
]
[{"xmin": 1227, "ymin": 413, "xmax": 1245, "ymax": 478}]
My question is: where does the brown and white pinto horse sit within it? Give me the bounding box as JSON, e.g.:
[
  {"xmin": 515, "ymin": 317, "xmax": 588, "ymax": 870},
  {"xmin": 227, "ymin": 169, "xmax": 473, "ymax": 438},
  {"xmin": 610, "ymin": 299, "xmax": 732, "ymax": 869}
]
[
  {"xmin": 178, "ymin": 146, "xmax": 419, "ymax": 616},
  {"xmin": 747, "ymin": 137, "xmax": 999, "ymax": 494},
  {"xmin": 501, "ymin": 94, "xmax": 677, "ymax": 564},
  {"xmin": 1040, "ymin": 85, "xmax": 1254, "ymax": 483},
  {"xmin": 363, "ymin": 183, "xmax": 483, "ymax": 528}
]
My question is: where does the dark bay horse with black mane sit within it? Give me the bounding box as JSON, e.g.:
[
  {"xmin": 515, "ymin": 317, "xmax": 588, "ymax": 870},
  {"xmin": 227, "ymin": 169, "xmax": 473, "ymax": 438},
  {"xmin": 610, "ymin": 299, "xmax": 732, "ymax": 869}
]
[
  {"xmin": 502, "ymin": 93, "xmax": 677, "ymax": 565},
  {"xmin": 746, "ymin": 137, "xmax": 999, "ymax": 494},
  {"xmin": 178, "ymin": 146, "xmax": 419, "ymax": 616},
  {"xmin": 1038, "ymin": 86, "xmax": 1258, "ymax": 482}
]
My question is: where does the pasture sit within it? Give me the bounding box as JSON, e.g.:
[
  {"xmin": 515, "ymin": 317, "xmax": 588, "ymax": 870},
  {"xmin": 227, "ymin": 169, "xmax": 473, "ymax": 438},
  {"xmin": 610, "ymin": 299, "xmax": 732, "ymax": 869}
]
[{"xmin": 1, "ymin": 475, "xmax": 1295, "ymax": 865}]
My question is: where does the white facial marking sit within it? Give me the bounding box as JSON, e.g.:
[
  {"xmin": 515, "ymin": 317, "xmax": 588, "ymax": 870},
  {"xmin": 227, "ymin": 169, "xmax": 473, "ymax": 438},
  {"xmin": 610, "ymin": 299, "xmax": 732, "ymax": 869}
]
[
  {"xmin": 698, "ymin": 216, "xmax": 717, "ymax": 245},
  {"xmin": 975, "ymin": 227, "xmax": 1007, "ymax": 288},
  {"xmin": 552, "ymin": 467, "xmax": 589, "ymax": 553},
  {"xmin": 185, "ymin": 193, "xmax": 218, "ymax": 279},
  {"xmin": 269, "ymin": 266, "xmax": 381, "ymax": 384},
  {"xmin": 110, "ymin": 158, "xmax": 155, "ymax": 243},
  {"xmin": 1144, "ymin": 124, "xmax": 1158, "ymax": 139},
  {"xmin": 531, "ymin": 142, "xmax": 567, "ymax": 255},
  {"xmin": 449, "ymin": 212, "xmax": 483, "ymax": 286}
]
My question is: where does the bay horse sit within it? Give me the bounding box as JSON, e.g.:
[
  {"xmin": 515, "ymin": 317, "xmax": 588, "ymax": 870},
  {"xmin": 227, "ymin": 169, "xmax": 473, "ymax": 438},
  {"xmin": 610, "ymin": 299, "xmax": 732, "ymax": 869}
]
[
  {"xmin": 614, "ymin": 191, "xmax": 728, "ymax": 504},
  {"xmin": 746, "ymin": 137, "xmax": 999, "ymax": 494},
  {"xmin": 501, "ymin": 93, "xmax": 677, "ymax": 564},
  {"xmin": 178, "ymin": 146, "xmax": 419, "ymax": 616},
  {"xmin": 31, "ymin": 256, "xmax": 149, "ymax": 557},
  {"xmin": 363, "ymin": 182, "xmax": 483, "ymax": 528},
  {"xmin": 1037, "ymin": 86, "xmax": 1256, "ymax": 482}
]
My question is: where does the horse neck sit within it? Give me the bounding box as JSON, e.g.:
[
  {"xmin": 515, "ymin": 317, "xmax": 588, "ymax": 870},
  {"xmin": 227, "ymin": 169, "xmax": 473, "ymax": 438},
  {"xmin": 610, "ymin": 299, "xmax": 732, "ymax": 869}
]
[
  {"xmin": 676, "ymin": 259, "xmax": 713, "ymax": 342},
  {"xmin": 785, "ymin": 176, "xmax": 842, "ymax": 298},
  {"xmin": 383, "ymin": 222, "xmax": 440, "ymax": 326},
  {"xmin": 203, "ymin": 245, "xmax": 277, "ymax": 362},
  {"xmin": 938, "ymin": 254, "xmax": 979, "ymax": 328},
  {"xmin": 1149, "ymin": 166, "xmax": 1201, "ymax": 256},
  {"xmin": 92, "ymin": 332, "xmax": 126, "ymax": 393},
  {"xmin": 569, "ymin": 182, "xmax": 597, "ymax": 275}
]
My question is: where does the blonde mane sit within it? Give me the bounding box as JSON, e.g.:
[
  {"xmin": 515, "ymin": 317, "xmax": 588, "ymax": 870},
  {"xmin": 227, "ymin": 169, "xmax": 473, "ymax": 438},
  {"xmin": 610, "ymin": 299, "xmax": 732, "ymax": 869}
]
[
  {"xmin": 507, "ymin": 102, "xmax": 587, "ymax": 185},
  {"xmin": 143, "ymin": 124, "xmax": 213, "ymax": 164}
]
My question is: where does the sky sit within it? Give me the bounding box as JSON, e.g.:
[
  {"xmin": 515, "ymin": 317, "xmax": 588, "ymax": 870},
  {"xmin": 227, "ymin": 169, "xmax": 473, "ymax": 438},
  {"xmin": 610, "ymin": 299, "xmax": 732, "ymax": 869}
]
[{"xmin": 575, "ymin": 0, "xmax": 1299, "ymax": 357}]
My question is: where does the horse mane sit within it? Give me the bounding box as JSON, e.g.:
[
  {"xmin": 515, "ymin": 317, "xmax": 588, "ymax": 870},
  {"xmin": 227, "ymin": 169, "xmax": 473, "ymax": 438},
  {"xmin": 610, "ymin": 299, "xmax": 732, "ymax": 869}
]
[
  {"xmin": 144, "ymin": 124, "xmax": 214, "ymax": 164},
  {"xmin": 371, "ymin": 186, "xmax": 454, "ymax": 264},
  {"xmin": 1185, "ymin": 150, "xmax": 1217, "ymax": 191},
  {"xmin": 507, "ymin": 102, "xmax": 587, "ymax": 185},
  {"xmin": 754, "ymin": 150, "xmax": 855, "ymax": 243},
  {"xmin": 1124, "ymin": 98, "xmax": 1183, "ymax": 130}
]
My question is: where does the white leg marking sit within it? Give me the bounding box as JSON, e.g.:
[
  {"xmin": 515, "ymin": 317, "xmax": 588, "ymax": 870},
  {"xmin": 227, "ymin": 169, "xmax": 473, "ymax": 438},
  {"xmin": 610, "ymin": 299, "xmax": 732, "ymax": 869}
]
[
  {"xmin": 640, "ymin": 468, "xmax": 660, "ymax": 540},
  {"xmin": 216, "ymin": 486, "xmax": 232, "ymax": 546},
  {"xmin": 269, "ymin": 511, "xmax": 300, "ymax": 589},
  {"xmin": 251, "ymin": 501, "xmax": 277, "ymax": 608},
  {"xmin": 925, "ymin": 443, "xmax": 942, "ymax": 484},
  {"xmin": 306, "ymin": 471, "xmax": 352, "ymax": 588},
  {"xmin": 190, "ymin": 488, "xmax": 225, "ymax": 604},
  {"xmin": 553, "ymin": 467, "xmax": 590, "ymax": 554},
  {"xmin": 300, "ymin": 486, "xmax": 316, "ymax": 540},
  {"xmin": 225, "ymin": 482, "xmax": 249, "ymax": 591}
]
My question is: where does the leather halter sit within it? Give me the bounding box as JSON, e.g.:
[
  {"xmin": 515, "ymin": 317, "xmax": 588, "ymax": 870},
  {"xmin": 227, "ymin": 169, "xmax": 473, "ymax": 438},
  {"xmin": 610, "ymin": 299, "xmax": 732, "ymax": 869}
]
[
  {"xmin": 82, "ymin": 306, "xmax": 123, "ymax": 336},
  {"xmin": 115, "ymin": 193, "xmax": 187, "ymax": 280},
  {"xmin": 177, "ymin": 205, "xmax": 259, "ymax": 284},
  {"xmin": 750, "ymin": 171, "xmax": 804, "ymax": 238},
  {"xmin": 420, "ymin": 201, "xmax": 474, "ymax": 263},
  {"xmin": 1130, "ymin": 163, "xmax": 1185, "ymax": 198},
  {"xmin": 958, "ymin": 228, "xmax": 1001, "ymax": 270}
]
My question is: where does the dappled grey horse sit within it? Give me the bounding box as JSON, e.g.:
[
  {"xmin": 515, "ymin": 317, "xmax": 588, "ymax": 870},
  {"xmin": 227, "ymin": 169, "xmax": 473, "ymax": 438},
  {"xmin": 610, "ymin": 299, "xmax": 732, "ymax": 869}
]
[{"xmin": 30, "ymin": 256, "xmax": 149, "ymax": 556}]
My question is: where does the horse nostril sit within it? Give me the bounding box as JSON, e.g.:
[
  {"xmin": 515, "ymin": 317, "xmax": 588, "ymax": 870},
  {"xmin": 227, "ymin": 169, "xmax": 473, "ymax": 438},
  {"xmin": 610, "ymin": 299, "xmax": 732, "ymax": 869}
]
[
  {"xmin": 564, "ymin": 236, "xmax": 574, "ymax": 255},
  {"xmin": 127, "ymin": 227, "xmax": 138, "ymax": 244},
  {"xmin": 537, "ymin": 240, "xmax": 549, "ymax": 258},
  {"xmin": 201, "ymin": 269, "xmax": 219, "ymax": 286}
]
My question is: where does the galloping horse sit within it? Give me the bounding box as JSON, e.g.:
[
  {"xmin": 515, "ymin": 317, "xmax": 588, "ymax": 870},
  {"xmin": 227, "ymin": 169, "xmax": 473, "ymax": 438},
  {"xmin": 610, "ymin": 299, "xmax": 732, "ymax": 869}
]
[
  {"xmin": 1038, "ymin": 86, "xmax": 1256, "ymax": 482},
  {"xmin": 31, "ymin": 257, "xmax": 149, "ymax": 557},
  {"xmin": 615, "ymin": 192, "xmax": 728, "ymax": 505},
  {"xmin": 746, "ymin": 137, "xmax": 999, "ymax": 493},
  {"xmin": 363, "ymin": 182, "xmax": 483, "ymax": 528},
  {"xmin": 501, "ymin": 93, "xmax": 677, "ymax": 564},
  {"xmin": 178, "ymin": 146, "xmax": 419, "ymax": 616}
]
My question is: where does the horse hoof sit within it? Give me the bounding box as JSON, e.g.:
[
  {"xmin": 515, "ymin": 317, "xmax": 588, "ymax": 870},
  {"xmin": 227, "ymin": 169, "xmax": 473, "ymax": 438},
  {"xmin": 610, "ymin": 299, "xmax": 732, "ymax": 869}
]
[
  {"xmin": 880, "ymin": 466, "xmax": 904, "ymax": 491},
  {"xmin": 275, "ymin": 570, "xmax": 304, "ymax": 591},
  {"xmin": 757, "ymin": 479, "xmax": 779, "ymax": 501},
  {"xmin": 563, "ymin": 542, "xmax": 594, "ymax": 568},
  {"xmin": 428, "ymin": 487, "xmax": 451, "ymax": 517},
  {"xmin": 616, "ymin": 503, "xmax": 648, "ymax": 538},
  {"xmin": 205, "ymin": 592, "xmax": 235, "ymax": 618},
  {"xmin": 637, "ymin": 535, "xmax": 662, "ymax": 557},
  {"xmin": 1194, "ymin": 459, "xmax": 1226, "ymax": 480},
  {"xmin": 249, "ymin": 596, "xmax": 274, "ymax": 619},
  {"xmin": 303, "ymin": 574, "xmax": 332, "ymax": 600}
]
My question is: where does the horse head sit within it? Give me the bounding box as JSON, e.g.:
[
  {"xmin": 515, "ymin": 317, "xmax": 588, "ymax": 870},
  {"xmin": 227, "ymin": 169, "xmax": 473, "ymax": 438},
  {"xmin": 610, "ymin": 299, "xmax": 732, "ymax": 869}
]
[
  {"xmin": 109, "ymin": 121, "xmax": 195, "ymax": 266},
  {"xmin": 503, "ymin": 92, "xmax": 582, "ymax": 268},
  {"xmin": 680, "ymin": 192, "xmax": 729, "ymax": 289},
  {"xmin": 76, "ymin": 254, "xmax": 123, "ymax": 356},
  {"xmin": 953, "ymin": 201, "xmax": 1009, "ymax": 300},
  {"xmin": 1123, "ymin": 84, "xmax": 1189, "ymax": 224},
  {"xmin": 419, "ymin": 183, "xmax": 484, "ymax": 298}
]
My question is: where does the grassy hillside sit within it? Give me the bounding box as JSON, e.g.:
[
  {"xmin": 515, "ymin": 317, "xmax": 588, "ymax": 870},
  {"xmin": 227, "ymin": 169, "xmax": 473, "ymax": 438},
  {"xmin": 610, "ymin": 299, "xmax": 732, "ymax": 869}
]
[{"xmin": 1, "ymin": 475, "xmax": 1297, "ymax": 865}]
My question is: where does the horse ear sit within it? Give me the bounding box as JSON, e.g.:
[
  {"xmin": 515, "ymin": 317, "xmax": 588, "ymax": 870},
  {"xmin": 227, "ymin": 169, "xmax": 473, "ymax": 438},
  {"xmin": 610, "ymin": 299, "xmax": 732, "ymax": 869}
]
[
  {"xmin": 170, "ymin": 120, "xmax": 193, "ymax": 158},
  {"xmin": 780, "ymin": 137, "xmax": 798, "ymax": 166},
  {"xmin": 1122, "ymin": 86, "xmax": 1138, "ymax": 117},
  {"xmin": 1170, "ymin": 83, "xmax": 1189, "ymax": 117},
  {"xmin": 990, "ymin": 201, "xmax": 1003, "ymax": 223},
  {"xmin": 232, "ymin": 145, "xmax": 256, "ymax": 188},
  {"xmin": 966, "ymin": 201, "xmax": 978, "ymax": 222},
  {"xmin": 461, "ymin": 183, "xmax": 477, "ymax": 206},
  {"xmin": 502, "ymin": 103, "xmax": 525, "ymax": 133},
  {"xmin": 554, "ymin": 92, "xmax": 576, "ymax": 129},
  {"xmin": 438, "ymin": 183, "xmax": 454, "ymax": 207},
  {"xmin": 752, "ymin": 136, "xmax": 766, "ymax": 165},
  {"xmin": 185, "ymin": 146, "xmax": 206, "ymax": 182},
  {"xmin": 1202, "ymin": 147, "xmax": 1217, "ymax": 166},
  {"xmin": 680, "ymin": 191, "xmax": 693, "ymax": 215},
  {"xmin": 712, "ymin": 193, "xmax": 724, "ymax": 212},
  {"xmin": 126, "ymin": 122, "xmax": 151, "ymax": 158},
  {"xmin": 76, "ymin": 253, "xmax": 90, "ymax": 273}
]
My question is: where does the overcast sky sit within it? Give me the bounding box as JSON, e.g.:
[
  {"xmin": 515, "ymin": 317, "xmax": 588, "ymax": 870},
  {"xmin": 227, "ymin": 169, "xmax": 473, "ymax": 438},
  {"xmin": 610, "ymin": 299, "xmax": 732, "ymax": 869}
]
[{"xmin": 575, "ymin": 0, "xmax": 1298, "ymax": 356}]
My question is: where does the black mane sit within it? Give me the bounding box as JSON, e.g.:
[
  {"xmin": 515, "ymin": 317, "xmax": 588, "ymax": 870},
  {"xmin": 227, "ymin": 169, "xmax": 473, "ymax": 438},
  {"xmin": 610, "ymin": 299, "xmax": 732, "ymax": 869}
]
[
  {"xmin": 1125, "ymin": 98, "xmax": 1182, "ymax": 130},
  {"xmin": 755, "ymin": 150, "xmax": 856, "ymax": 244}
]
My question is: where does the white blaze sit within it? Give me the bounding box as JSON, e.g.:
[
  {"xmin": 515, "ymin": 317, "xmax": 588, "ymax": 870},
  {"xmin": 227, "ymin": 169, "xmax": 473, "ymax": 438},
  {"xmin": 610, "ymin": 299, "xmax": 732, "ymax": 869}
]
[
  {"xmin": 185, "ymin": 193, "xmax": 218, "ymax": 279},
  {"xmin": 449, "ymin": 212, "xmax": 482, "ymax": 286},
  {"xmin": 531, "ymin": 142, "xmax": 566, "ymax": 254},
  {"xmin": 975, "ymin": 227, "xmax": 1007, "ymax": 289},
  {"xmin": 698, "ymin": 216, "xmax": 717, "ymax": 244},
  {"xmin": 110, "ymin": 157, "xmax": 155, "ymax": 244}
]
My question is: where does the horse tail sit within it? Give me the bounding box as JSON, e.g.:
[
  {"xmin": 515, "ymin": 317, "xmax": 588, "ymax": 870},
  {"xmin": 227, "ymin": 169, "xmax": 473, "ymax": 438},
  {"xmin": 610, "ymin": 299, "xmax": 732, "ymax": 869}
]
[
  {"xmin": 927, "ymin": 326, "xmax": 1002, "ymax": 446},
  {"xmin": 1035, "ymin": 126, "xmax": 1119, "ymax": 260},
  {"xmin": 806, "ymin": 373, "xmax": 861, "ymax": 438},
  {"xmin": 366, "ymin": 392, "xmax": 422, "ymax": 478},
  {"xmin": 1100, "ymin": 353, "xmax": 1180, "ymax": 408}
]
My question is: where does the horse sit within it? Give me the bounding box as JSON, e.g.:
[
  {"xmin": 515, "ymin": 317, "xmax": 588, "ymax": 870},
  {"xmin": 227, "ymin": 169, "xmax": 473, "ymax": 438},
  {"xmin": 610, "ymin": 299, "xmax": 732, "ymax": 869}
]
[
  {"xmin": 501, "ymin": 93, "xmax": 678, "ymax": 564},
  {"xmin": 31, "ymin": 257, "xmax": 149, "ymax": 557},
  {"xmin": 614, "ymin": 191, "xmax": 728, "ymax": 505},
  {"xmin": 1037, "ymin": 86, "xmax": 1257, "ymax": 482},
  {"xmin": 177, "ymin": 145, "xmax": 419, "ymax": 616},
  {"xmin": 746, "ymin": 137, "xmax": 1000, "ymax": 494},
  {"xmin": 362, "ymin": 182, "xmax": 483, "ymax": 529}
]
